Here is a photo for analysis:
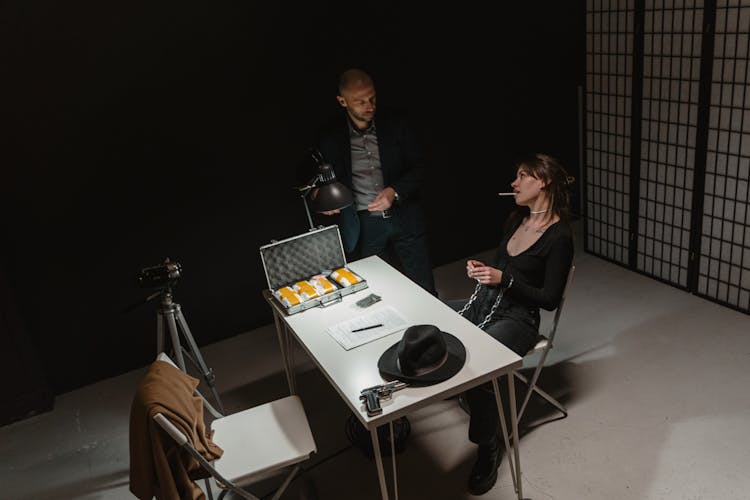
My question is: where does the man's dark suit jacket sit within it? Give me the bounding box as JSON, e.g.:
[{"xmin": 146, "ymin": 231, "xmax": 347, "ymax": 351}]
[{"xmin": 316, "ymin": 109, "xmax": 429, "ymax": 253}]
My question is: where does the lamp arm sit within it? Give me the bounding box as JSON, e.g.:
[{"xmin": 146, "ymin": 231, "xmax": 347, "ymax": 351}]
[
  {"xmin": 301, "ymin": 193, "xmax": 315, "ymax": 230},
  {"xmin": 296, "ymin": 174, "xmax": 321, "ymax": 230},
  {"xmin": 296, "ymin": 174, "xmax": 322, "ymax": 194}
]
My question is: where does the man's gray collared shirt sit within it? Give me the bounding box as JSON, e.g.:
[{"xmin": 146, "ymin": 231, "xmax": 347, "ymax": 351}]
[{"xmin": 348, "ymin": 120, "xmax": 384, "ymax": 211}]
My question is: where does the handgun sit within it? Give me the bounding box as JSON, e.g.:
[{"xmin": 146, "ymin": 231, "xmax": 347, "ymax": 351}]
[{"xmin": 359, "ymin": 380, "xmax": 408, "ymax": 416}]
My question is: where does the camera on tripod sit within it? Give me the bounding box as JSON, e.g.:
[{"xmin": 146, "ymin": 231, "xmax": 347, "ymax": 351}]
[
  {"xmin": 137, "ymin": 259, "xmax": 182, "ymax": 289},
  {"xmin": 128, "ymin": 257, "xmax": 225, "ymax": 412}
]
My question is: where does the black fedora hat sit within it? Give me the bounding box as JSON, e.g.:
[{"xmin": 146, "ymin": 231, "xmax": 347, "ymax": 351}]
[{"xmin": 378, "ymin": 324, "xmax": 466, "ymax": 384}]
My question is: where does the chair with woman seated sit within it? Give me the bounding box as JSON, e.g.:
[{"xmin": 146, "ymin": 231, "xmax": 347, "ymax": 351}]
[{"xmin": 458, "ymin": 265, "xmax": 575, "ymax": 427}]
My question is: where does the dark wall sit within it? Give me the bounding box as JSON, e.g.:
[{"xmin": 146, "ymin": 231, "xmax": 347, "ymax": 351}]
[{"xmin": 2, "ymin": 1, "xmax": 584, "ymax": 396}]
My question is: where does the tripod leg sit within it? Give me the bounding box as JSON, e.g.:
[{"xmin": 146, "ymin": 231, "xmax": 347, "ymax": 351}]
[
  {"xmin": 174, "ymin": 308, "xmax": 225, "ymax": 414},
  {"xmin": 165, "ymin": 311, "xmax": 187, "ymax": 371},
  {"xmin": 156, "ymin": 311, "xmax": 165, "ymax": 356}
]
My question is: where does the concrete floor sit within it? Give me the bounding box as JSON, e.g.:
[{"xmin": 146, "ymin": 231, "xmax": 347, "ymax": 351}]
[{"xmin": 3, "ymin": 222, "xmax": 750, "ymax": 500}]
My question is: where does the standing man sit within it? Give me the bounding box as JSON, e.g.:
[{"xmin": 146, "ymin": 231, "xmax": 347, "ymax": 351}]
[{"xmin": 315, "ymin": 68, "xmax": 436, "ymax": 295}]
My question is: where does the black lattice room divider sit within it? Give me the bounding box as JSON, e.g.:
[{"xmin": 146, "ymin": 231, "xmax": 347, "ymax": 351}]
[
  {"xmin": 698, "ymin": 0, "xmax": 750, "ymax": 310},
  {"xmin": 584, "ymin": 0, "xmax": 750, "ymax": 314},
  {"xmin": 585, "ymin": 0, "xmax": 635, "ymax": 266}
]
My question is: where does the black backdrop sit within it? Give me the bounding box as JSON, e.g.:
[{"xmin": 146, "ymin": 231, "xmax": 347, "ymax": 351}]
[{"xmin": 2, "ymin": 1, "xmax": 584, "ymax": 395}]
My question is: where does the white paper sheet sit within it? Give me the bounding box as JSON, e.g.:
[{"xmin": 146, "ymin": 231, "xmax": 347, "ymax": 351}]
[{"xmin": 325, "ymin": 305, "xmax": 408, "ymax": 350}]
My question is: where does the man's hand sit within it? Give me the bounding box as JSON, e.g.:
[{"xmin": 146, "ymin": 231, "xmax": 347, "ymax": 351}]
[{"xmin": 368, "ymin": 187, "xmax": 396, "ymax": 212}]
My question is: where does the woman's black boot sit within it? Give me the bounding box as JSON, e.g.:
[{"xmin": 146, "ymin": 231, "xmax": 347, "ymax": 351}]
[{"xmin": 467, "ymin": 436, "xmax": 502, "ymax": 495}]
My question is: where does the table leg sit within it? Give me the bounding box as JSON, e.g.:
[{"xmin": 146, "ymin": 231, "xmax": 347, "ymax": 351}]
[
  {"xmin": 286, "ymin": 323, "xmax": 296, "ymax": 392},
  {"xmin": 492, "ymin": 374, "xmax": 522, "ymax": 500},
  {"xmin": 492, "ymin": 378, "xmax": 517, "ymax": 493},
  {"xmin": 508, "ymin": 372, "xmax": 523, "ymax": 500},
  {"xmin": 370, "ymin": 426, "xmax": 390, "ymax": 500},
  {"xmin": 271, "ymin": 309, "xmax": 296, "ymax": 395},
  {"xmin": 389, "ymin": 420, "xmax": 398, "ymax": 500}
]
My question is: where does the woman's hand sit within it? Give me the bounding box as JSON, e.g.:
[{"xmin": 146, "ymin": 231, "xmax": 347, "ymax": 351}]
[
  {"xmin": 466, "ymin": 259, "xmax": 483, "ymax": 280},
  {"xmin": 467, "ymin": 260, "xmax": 503, "ymax": 286}
]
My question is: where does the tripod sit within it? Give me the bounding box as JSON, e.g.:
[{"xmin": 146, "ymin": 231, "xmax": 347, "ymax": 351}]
[{"xmin": 155, "ymin": 288, "xmax": 225, "ymax": 414}]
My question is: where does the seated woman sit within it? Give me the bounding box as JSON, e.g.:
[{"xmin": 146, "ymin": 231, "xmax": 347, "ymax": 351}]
[{"xmin": 446, "ymin": 153, "xmax": 575, "ymax": 495}]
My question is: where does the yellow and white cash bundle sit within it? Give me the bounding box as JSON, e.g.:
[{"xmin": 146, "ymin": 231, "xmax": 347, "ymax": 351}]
[
  {"xmin": 293, "ymin": 280, "xmax": 319, "ymax": 300},
  {"xmin": 309, "ymin": 275, "xmax": 336, "ymax": 294},
  {"xmin": 295, "ymin": 274, "xmax": 338, "ymax": 298},
  {"xmin": 274, "ymin": 272, "xmax": 350, "ymax": 309},
  {"xmin": 272, "ymin": 274, "xmax": 338, "ymax": 308},
  {"xmin": 330, "ymin": 267, "xmax": 362, "ymax": 287},
  {"xmin": 273, "ymin": 286, "xmax": 304, "ymax": 308}
]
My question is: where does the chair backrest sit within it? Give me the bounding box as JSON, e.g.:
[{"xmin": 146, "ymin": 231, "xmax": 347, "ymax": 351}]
[
  {"xmin": 157, "ymin": 352, "xmax": 178, "ymax": 368},
  {"xmin": 513, "ymin": 264, "xmax": 576, "ymax": 423},
  {"xmin": 543, "ymin": 264, "xmax": 575, "ymax": 346},
  {"xmin": 153, "ymin": 412, "xmax": 189, "ymax": 446},
  {"xmin": 155, "ymin": 352, "xmax": 223, "ymax": 418}
]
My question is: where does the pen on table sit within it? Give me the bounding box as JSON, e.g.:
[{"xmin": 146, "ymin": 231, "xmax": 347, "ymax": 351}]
[
  {"xmin": 497, "ymin": 192, "xmax": 516, "ymax": 196},
  {"xmin": 351, "ymin": 323, "xmax": 383, "ymax": 333}
]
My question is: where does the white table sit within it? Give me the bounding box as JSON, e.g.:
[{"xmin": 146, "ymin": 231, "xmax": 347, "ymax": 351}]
[{"xmin": 264, "ymin": 255, "xmax": 524, "ymax": 499}]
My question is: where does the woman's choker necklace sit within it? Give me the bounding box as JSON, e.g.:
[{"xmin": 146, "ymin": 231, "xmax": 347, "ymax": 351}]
[{"xmin": 530, "ymin": 209, "xmax": 548, "ymax": 214}]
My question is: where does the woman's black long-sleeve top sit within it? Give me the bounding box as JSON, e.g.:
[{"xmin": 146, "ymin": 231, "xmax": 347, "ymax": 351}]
[
  {"xmin": 462, "ymin": 218, "xmax": 574, "ymax": 328},
  {"xmin": 496, "ymin": 218, "xmax": 574, "ymax": 311}
]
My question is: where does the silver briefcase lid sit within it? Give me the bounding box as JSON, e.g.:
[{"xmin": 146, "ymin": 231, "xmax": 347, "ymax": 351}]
[{"xmin": 259, "ymin": 225, "xmax": 347, "ymax": 291}]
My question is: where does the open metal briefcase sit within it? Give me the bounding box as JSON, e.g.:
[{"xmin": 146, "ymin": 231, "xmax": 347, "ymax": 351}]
[{"xmin": 260, "ymin": 225, "xmax": 368, "ymax": 315}]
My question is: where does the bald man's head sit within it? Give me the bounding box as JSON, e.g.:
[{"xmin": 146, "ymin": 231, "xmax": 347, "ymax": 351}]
[
  {"xmin": 338, "ymin": 68, "xmax": 374, "ymax": 95},
  {"xmin": 336, "ymin": 68, "xmax": 376, "ymax": 129}
]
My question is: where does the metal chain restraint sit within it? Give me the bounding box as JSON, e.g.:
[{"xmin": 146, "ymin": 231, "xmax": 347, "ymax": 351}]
[{"xmin": 457, "ymin": 275, "xmax": 515, "ymax": 330}]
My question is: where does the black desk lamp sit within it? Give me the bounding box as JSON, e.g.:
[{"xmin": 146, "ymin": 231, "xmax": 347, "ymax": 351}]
[{"xmin": 297, "ymin": 150, "xmax": 354, "ymax": 230}]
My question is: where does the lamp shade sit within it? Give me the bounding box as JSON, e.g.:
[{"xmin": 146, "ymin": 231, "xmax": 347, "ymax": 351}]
[
  {"xmin": 313, "ymin": 182, "xmax": 354, "ymax": 212},
  {"xmin": 311, "ymin": 164, "xmax": 354, "ymax": 212}
]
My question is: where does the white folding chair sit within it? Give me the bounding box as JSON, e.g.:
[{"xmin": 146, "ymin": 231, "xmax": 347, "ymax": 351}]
[
  {"xmin": 153, "ymin": 353, "xmax": 317, "ymax": 500},
  {"xmin": 457, "ymin": 265, "xmax": 575, "ymax": 427},
  {"xmin": 514, "ymin": 264, "xmax": 575, "ymax": 423}
]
